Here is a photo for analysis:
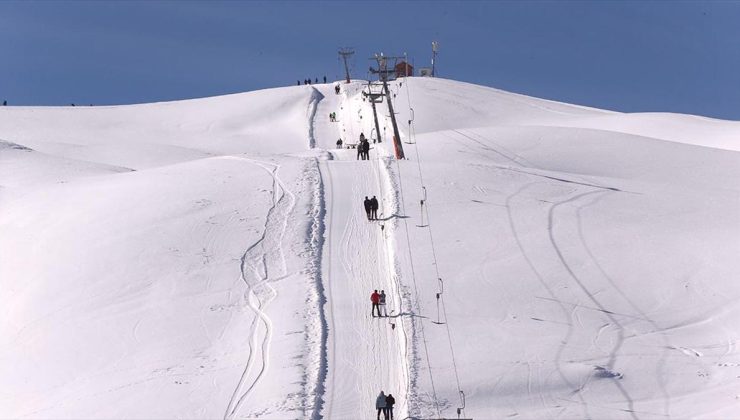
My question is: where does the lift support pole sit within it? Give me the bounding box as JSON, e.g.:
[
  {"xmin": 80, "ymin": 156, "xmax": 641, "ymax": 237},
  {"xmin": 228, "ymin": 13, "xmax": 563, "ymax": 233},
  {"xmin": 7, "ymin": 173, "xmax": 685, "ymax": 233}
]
[
  {"xmin": 370, "ymin": 54, "xmax": 405, "ymax": 159},
  {"xmin": 365, "ymin": 82, "xmax": 384, "ymax": 144}
]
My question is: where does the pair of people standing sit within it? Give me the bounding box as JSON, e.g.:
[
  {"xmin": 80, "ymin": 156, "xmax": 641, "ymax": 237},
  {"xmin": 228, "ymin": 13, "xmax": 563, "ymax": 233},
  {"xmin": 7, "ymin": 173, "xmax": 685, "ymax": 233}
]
[
  {"xmin": 370, "ymin": 289, "xmax": 387, "ymax": 317},
  {"xmin": 364, "ymin": 196, "xmax": 379, "ymax": 220},
  {"xmin": 357, "ymin": 133, "xmax": 370, "ymax": 160},
  {"xmin": 375, "ymin": 391, "xmax": 396, "ymax": 420},
  {"xmin": 329, "ymin": 112, "xmax": 337, "ymax": 122}
]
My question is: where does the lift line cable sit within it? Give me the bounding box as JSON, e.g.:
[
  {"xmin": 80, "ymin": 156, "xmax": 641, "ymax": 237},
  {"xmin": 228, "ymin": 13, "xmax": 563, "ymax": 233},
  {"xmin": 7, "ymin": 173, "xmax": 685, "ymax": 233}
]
[
  {"xmin": 363, "ymin": 89, "xmax": 428, "ymax": 416},
  {"xmin": 393, "ymin": 155, "xmax": 442, "ymax": 418},
  {"xmin": 401, "ymin": 77, "xmax": 466, "ymax": 418}
]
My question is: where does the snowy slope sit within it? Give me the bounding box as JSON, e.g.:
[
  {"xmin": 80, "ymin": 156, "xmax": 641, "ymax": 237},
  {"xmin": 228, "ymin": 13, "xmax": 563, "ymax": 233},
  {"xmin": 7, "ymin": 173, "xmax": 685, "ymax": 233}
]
[
  {"xmin": 386, "ymin": 77, "xmax": 740, "ymax": 419},
  {"xmin": 2, "ymin": 77, "xmax": 739, "ymax": 419}
]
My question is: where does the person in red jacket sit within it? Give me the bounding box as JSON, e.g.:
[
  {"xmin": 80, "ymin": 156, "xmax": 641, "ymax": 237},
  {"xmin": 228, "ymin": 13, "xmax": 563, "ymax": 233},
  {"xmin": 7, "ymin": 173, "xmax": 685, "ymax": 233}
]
[{"xmin": 371, "ymin": 290, "xmax": 381, "ymax": 317}]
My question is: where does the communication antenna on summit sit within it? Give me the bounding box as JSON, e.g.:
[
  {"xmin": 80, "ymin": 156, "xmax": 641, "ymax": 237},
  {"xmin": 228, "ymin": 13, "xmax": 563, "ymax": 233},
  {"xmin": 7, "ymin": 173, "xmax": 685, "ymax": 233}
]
[
  {"xmin": 431, "ymin": 41, "xmax": 439, "ymax": 77},
  {"xmin": 338, "ymin": 48, "xmax": 355, "ymax": 83}
]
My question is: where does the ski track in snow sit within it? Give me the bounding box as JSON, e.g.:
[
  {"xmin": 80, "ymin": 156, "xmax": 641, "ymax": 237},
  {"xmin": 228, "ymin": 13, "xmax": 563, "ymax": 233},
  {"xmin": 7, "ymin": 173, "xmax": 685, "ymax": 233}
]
[{"xmin": 224, "ymin": 158, "xmax": 295, "ymax": 420}]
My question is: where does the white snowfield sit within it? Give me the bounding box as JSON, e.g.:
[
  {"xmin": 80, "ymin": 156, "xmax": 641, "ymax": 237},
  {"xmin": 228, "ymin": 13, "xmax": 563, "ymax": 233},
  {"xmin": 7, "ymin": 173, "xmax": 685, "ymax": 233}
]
[{"xmin": 1, "ymin": 77, "xmax": 739, "ymax": 419}]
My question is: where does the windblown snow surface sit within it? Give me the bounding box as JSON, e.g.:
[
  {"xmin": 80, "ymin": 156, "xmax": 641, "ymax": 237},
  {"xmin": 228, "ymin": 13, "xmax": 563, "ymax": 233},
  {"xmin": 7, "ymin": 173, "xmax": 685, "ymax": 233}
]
[{"xmin": 1, "ymin": 78, "xmax": 739, "ymax": 419}]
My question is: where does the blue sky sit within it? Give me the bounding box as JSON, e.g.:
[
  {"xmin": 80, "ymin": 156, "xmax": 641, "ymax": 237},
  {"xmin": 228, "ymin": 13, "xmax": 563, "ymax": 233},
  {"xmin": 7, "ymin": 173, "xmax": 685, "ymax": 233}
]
[{"xmin": 2, "ymin": 1, "xmax": 739, "ymax": 120}]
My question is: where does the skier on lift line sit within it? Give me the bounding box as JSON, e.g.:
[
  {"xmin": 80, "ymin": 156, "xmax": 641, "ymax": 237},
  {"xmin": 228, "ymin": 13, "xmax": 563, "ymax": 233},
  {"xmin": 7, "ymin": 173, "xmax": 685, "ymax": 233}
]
[
  {"xmin": 371, "ymin": 290, "xmax": 381, "ymax": 317},
  {"xmin": 375, "ymin": 390, "xmax": 388, "ymax": 420},
  {"xmin": 364, "ymin": 196, "xmax": 372, "ymax": 220},
  {"xmin": 385, "ymin": 393, "xmax": 396, "ymax": 420},
  {"xmin": 370, "ymin": 196, "xmax": 379, "ymax": 220},
  {"xmin": 379, "ymin": 290, "xmax": 387, "ymax": 317},
  {"xmin": 362, "ymin": 138, "xmax": 370, "ymax": 160}
]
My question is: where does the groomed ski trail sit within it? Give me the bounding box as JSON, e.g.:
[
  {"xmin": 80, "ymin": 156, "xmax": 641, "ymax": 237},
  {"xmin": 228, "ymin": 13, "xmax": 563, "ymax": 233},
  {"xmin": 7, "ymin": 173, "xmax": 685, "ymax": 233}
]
[{"xmin": 313, "ymin": 82, "xmax": 411, "ymax": 419}]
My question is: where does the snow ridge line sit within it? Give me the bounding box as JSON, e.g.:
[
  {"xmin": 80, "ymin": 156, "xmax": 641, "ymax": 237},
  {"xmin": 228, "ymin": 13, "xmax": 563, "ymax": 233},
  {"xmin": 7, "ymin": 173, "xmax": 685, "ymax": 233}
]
[
  {"xmin": 301, "ymin": 157, "xmax": 330, "ymax": 419},
  {"xmin": 224, "ymin": 158, "xmax": 295, "ymax": 420},
  {"xmin": 307, "ymin": 87, "xmax": 324, "ymax": 149}
]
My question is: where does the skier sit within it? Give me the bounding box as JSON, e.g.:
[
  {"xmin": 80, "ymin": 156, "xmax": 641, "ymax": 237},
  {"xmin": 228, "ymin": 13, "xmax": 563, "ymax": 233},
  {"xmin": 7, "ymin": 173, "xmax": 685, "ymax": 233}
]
[
  {"xmin": 385, "ymin": 393, "xmax": 396, "ymax": 420},
  {"xmin": 375, "ymin": 391, "xmax": 387, "ymax": 420},
  {"xmin": 362, "ymin": 139, "xmax": 370, "ymax": 160},
  {"xmin": 297, "ymin": 80, "xmax": 300, "ymax": 86},
  {"xmin": 379, "ymin": 290, "xmax": 387, "ymax": 317},
  {"xmin": 371, "ymin": 290, "xmax": 381, "ymax": 317},
  {"xmin": 364, "ymin": 196, "xmax": 372, "ymax": 220},
  {"xmin": 335, "ymin": 84, "xmax": 340, "ymax": 94},
  {"xmin": 323, "ymin": 75, "xmax": 327, "ymax": 83},
  {"xmin": 336, "ymin": 138, "xmax": 343, "ymax": 148},
  {"xmin": 370, "ymin": 196, "xmax": 379, "ymax": 220}
]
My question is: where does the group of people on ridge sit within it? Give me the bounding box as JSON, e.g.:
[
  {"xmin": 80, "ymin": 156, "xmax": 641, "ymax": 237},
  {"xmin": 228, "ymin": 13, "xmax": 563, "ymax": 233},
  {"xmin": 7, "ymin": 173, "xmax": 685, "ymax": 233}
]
[
  {"xmin": 376, "ymin": 391, "xmax": 396, "ymax": 420},
  {"xmin": 363, "ymin": 196, "xmax": 379, "ymax": 220},
  {"xmin": 357, "ymin": 133, "xmax": 370, "ymax": 160},
  {"xmin": 370, "ymin": 289, "xmax": 388, "ymax": 317},
  {"xmin": 298, "ymin": 76, "xmax": 327, "ymax": 85}
]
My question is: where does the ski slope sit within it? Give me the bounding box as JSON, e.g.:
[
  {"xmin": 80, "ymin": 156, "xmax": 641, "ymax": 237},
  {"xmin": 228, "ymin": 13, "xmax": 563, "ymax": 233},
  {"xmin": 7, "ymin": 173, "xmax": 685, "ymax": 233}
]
[{"xmin": 1, "ymin": 77, "xmax": 740, "ymax": 419}]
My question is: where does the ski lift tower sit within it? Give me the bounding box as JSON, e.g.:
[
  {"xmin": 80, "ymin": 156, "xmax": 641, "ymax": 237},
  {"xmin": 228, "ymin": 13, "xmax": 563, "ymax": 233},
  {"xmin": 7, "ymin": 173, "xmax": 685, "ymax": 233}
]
[
  {"xmin": 363, "ymin": 81, "xmax": 385, "ymax": 143},
  {"xmin": 370, "ymin": 53, "xmax": 405, "ymax": 159},
  {"xmin": 431, "ymin": 41, "xmax": 439, "ymax": 77},
  {"xmin": 338, "ymin": 48, "xmax": 354, "ymax": 84}
]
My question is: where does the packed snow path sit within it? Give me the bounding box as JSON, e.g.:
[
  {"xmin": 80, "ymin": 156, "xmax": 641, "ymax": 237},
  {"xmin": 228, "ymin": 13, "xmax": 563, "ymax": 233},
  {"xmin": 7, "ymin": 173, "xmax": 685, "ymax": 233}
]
[{"xmin": 312, "ymin": 83, "xmax": 411, "ymax": 419}]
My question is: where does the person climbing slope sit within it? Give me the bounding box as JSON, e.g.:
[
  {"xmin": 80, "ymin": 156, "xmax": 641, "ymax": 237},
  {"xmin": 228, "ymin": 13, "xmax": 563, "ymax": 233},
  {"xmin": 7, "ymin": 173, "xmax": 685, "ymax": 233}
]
[
  {"xmin": 385, "ymin": 393, "xmax": 396, "ymax": 420},
  {"xmin": 362, "ymin": 138, "xmax": 370, "ymax": 160},
  {"xmin": 375, "ymin": 390, "xmax": 387, "ymax": 420},
  {"xmin": 371, "ymin": 290, "xmax": 381, "ymax": 317},
  {"xmin": 364, "ymin": 196, "xmax": 372, "ymax": 220},
  {"xmin": 379, "ymin": 290, "xmax": 387, "ymax": 317},
  {"xmin": 370, "ymin": 195, "xmax": 379, "ymax": 220}
]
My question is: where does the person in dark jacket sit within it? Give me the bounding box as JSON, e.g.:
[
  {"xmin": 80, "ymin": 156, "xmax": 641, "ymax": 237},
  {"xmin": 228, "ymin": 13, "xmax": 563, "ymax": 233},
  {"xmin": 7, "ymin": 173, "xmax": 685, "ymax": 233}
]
[
  {"xmin": 370, "ymin": 196, "xmax": 379, "ymax": 220},
  {"xmin": 335, "ymin": 84, "xmax": 340, "ymax": 94},
  {"xmin": 362, "ymin": 139, "xmax": 370, "ymax": 160},
  {"xmin": 364, "ymin": 196, "xmax": 372, "ymax": 220},
  {"xmin": 371, "ymin": 290, "xmax": 381, "ymax": 317},
  {"xmin": 336, "ymin": 138, "xmax": 343, "ymax": 148},
  {"xmin": 385, "ymin": 394, "xmax": 396, "ymax": 420},
  {"xmin": 323, "ymin": 75, "xmax": 327, "ymax": 83}
]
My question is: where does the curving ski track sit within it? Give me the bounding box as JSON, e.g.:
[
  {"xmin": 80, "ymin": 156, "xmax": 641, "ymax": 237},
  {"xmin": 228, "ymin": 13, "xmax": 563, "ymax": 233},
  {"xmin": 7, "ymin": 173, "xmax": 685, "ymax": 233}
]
[{"xmin": 224, "ymin": 158, "xmax": 295, "ymax": 420}]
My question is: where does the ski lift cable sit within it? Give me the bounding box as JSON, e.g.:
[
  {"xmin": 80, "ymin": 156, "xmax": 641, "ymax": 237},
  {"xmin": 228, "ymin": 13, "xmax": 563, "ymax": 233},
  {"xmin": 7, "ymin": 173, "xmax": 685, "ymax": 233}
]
[
  {"xmin": 393, "ymin": 156, "xmax": 442, "ymax": 418},
  {"xmin": 374, "ymin": 155, "xmax": 414, "ymax": 412},
  {"xmin": 364, "ymin": 91, "xmax": 423, "ymax": 415},
  {"xmin": 402, "ymin": 77, "xmax": 466, "ymax": 416}
]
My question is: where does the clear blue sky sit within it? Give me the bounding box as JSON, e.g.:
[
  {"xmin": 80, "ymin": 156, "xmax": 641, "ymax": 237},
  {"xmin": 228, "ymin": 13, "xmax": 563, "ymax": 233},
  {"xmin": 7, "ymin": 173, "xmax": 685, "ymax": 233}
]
[{"xmin": 2, "ymin": 1, "xmax": 739, "ymax": 120}]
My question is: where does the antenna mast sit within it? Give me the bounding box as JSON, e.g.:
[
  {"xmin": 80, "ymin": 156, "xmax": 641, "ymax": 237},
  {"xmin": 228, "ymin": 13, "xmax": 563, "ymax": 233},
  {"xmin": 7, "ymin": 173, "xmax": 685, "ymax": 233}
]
[
  {"xmin": 431, "ymin": 41, "xmax": 439, "ymax": 77},
  {"xmin": 338, "ymin": 48, "xmax": 355, "ymax": 84}
]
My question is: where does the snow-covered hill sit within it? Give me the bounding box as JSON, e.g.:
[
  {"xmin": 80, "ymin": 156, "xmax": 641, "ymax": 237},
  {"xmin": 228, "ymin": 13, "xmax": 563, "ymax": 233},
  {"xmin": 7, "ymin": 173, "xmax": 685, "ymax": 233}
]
[{"xmin": 1, "ymin": 77, "xmax": 739, "ymax": 419}]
